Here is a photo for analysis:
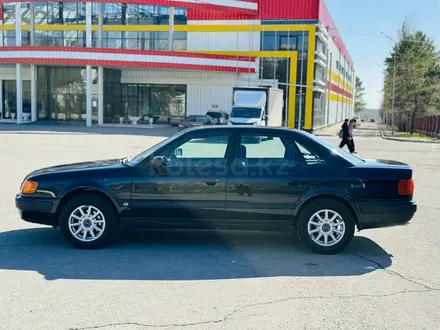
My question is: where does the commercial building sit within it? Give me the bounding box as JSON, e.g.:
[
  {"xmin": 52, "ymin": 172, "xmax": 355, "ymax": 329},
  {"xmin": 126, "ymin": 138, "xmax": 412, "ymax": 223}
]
[{"xmin": 0, "ymin": 0, "xmax": 354, "ymax": 130}]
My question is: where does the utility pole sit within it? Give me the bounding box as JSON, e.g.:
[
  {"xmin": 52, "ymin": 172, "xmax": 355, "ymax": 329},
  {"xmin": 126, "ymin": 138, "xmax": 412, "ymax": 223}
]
[{"xmin": 381, "ymin": 31, "xmax": 396, "ymax": 135}]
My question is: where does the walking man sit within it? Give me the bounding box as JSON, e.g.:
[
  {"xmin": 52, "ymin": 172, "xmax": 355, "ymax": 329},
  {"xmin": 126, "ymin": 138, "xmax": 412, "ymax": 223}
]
[
  {"xmin": 349, "ymin": 119, "xmax": 357, "ymax": 154},
  {"xmin": 339, "ymin": 119, "xmax": 354, "ymax": 153}
]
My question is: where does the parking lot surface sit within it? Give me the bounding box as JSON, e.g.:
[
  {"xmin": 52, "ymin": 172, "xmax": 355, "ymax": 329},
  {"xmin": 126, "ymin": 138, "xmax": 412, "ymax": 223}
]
[{"xmin": 0, "ymin": 124, "xmax": 439, "ymax": 330}]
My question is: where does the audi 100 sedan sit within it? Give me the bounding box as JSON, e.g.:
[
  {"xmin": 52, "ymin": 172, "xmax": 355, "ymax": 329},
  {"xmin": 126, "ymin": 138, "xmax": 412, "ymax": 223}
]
[{"xmin": 15, "ymin": 127, "xmax": 417, "ymax": 254}]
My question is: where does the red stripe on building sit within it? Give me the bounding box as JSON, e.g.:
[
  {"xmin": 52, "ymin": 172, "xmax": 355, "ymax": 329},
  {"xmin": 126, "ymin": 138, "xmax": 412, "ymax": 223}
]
[
  {"xmin": 0, "ymin": 46, "xmax": 256, "ymax": 62},
  {"xmin": 327, "ymin": 82, "xmax": 353, "ymax": 99},
  {"xmin": 0, "ymin": 58, "xmax": 256, "ymax": 73}
]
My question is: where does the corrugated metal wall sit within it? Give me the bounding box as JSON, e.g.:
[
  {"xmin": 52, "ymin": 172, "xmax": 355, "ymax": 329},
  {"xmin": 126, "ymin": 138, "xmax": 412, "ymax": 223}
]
[
  {"xmin": 259, "ymin": 0, "xmax": 320, "ymax": 21},
  {"xmin": 188, "ymin": 0, "xmax": 320, "ymax": 21}
]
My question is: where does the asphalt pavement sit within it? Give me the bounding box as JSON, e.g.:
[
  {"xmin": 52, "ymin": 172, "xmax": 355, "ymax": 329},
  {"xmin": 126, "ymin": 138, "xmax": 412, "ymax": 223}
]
[{"xmin": 0, "ymin": 123, "xmax": 439, "ymax": 330}]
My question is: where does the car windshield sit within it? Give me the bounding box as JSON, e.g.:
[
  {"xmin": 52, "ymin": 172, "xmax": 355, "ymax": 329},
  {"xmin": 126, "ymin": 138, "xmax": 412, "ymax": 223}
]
[
  {"xmin": 230, "ymin": 107, "xmax": 262, "ymax": 119},
  {"xmin": 194, "ymin": 116, "xmax": 208, "ymax": 123},
  {"xmin": 312, "ymin": 135, "xmax": 365, "ymax": 165},
  {"xmin": 128, "ymin": 132, "xmax": 185, "ymax": 166}
]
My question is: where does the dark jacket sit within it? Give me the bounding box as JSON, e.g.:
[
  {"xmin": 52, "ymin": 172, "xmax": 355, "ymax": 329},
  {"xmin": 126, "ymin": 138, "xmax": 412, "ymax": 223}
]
[{"xmin": 341, "ymin": 122, "xmax": 350, "ymax": 139}]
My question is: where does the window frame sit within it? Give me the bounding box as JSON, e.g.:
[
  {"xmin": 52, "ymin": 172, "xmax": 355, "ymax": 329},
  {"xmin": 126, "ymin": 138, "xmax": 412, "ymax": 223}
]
[
  {"xmin": 232, "ymin": 131, "xmax": 306, "ymax": 170},
  {"xmin": 137, "ymin": 130, "xmax": 234, "ymax": 169}
]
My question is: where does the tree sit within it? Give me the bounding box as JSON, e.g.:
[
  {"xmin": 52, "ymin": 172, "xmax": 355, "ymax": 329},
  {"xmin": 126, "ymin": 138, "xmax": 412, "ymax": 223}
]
[
  {"xmin": 382, "ymin": 23, "xmax": 440, "ymax": 133},
  {"xmin": 354, "ymin": 77, "xmax": 367, "ymax": 112}
]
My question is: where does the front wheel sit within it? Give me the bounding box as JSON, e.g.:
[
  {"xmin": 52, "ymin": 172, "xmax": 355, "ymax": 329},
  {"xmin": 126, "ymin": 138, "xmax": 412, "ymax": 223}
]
[
  {"xmin": 59, "ymin": 194, "xmax": 118, "ymax": 249},
  {"xmin": 296, "ymin": 198, "xmax": 355, "ymax": 254}
]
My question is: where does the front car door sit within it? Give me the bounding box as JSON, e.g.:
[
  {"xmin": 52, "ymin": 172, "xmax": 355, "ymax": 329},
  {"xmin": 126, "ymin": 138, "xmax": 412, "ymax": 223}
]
[
  {"xmin": 225, "ymin": 129, "xmax": 311, "ymax": 231},
  {"xmin": 128, "ymin": 130, "xmax": 233, "ymax": 230}
]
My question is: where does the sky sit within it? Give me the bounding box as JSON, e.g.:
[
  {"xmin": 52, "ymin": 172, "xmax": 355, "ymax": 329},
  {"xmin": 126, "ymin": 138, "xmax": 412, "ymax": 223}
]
[{"xmin": 325, "ymin": 0, "xmax": 440, "ymax": 109}]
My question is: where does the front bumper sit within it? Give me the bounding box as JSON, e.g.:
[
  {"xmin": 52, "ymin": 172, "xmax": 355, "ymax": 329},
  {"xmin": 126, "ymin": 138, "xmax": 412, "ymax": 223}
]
[
  {"xmin": 15, "ymin": 194, "xmax": 60, "ymax": 227},
  {"xmin": 354, "ymin": 200, "xmax": 417, "ymax": 230}
]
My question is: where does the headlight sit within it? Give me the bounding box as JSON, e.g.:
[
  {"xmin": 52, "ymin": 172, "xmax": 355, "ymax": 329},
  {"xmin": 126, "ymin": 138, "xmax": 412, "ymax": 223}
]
[
  {"xmin": 178, "ymin": 124, "xmax": 183, "ymax": 127},
  {"xmin": 21, "ymin": 180, "xmax": 39, "ymax": 194}
]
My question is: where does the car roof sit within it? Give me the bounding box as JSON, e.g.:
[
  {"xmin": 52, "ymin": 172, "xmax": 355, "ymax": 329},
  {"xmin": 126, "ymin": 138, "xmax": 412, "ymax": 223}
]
[{"xmin": 188, "ymin": 125, "xmax": 302, "ymax": 134}]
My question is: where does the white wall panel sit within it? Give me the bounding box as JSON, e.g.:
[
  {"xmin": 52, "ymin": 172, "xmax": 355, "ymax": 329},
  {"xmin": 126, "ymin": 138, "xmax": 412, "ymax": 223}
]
[
  {"xmin": 187, "ymin": 84, "xmax": 234, "ymax": 115},
  {"xmin": 187, "ymin": 20, "xmax": 261, "ymax": 52},
  {"xmin": 121, "ymin": 69, "xmax": 249, "ymax": 116}
]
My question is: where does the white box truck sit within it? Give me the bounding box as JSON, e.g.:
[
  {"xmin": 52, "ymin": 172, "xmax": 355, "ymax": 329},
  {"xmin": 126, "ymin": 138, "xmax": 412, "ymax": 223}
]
[{"xmin": 228, "ymin": 87, "xmax": 284, "ymax": 127}]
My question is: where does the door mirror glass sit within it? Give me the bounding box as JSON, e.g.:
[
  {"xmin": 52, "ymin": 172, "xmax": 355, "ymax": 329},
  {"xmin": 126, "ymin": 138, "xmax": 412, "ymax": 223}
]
[
  {"xmin": 151, "ymin": 155, "xmax": 166, "ymax": 168},
  {"xmin": 174, "ymin": 148, "xmax": 183, "ymax": 157}
]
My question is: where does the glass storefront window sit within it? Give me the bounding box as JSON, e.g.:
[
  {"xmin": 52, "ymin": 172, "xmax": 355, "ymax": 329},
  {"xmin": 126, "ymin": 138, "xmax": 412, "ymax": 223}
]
[
  {"xmin": 261, "ymin": 31, "xmax": 309, "ymax": 52},
  {"xmin": 2, "ymin": 3, "xmax": 187, "ymax": 50},
  {"xmin": 2, "ymin": 2, "xmax": 30, "ymax": 24},
  {"xmin": 36, "ymin": 66, "xmax": 98, "ymax": 122},
  {"xmin": 104, "ymin": 78, "xmax": 186, "ymax": 124},
  {"xmin": 1, "ymin": 80, "xmax": 31, "ymax": 120},
  {"xmin": 315, "ymin": 64, "xmax": 326, "ymax": 82}
]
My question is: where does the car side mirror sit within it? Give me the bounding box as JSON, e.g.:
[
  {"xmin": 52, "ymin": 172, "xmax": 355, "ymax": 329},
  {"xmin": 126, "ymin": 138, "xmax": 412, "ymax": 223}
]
[
  {"xmin": 151, "ymin": 156, "xmax": 166, "ymax": 168},
  {"xmin": 174, "ymin": 148, "xmax": 183, "ymax": 157},
  {"xmin": 151, "ymin": 156, "xmax": 167, "ymax": 176}
]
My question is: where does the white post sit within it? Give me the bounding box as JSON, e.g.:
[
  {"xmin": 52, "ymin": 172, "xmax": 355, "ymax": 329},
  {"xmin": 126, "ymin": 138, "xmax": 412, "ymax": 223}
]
[
  {"xmin": 168, "ymin": 7, "xmax": 174, "ymax": 51},
  {"xmin": 31, "ymin": 66, "xmax": 37, "ymax": 121},
  {"xmin": 85, "ymin": 2, "xmax": 92, "ymax": 127},
  {"xmin": 98, "ymin": 66, "xmax": 104, "ymax": 125},
  {"xmin": 30, "ymin": 2, "xmax": 37, "ymax": 122},
  {"xmin": 15, "ymin": 2, "xmax": 22, "ymax": 124},
  {"xmin": 97, "ymin": 3, "xmax": 104, "ymax": 125},
  {"xmin": 98, "ymin": 3, "xmax": 103, "ymax": 47},
  {"xmin": 29, "ymin": 2, "xmax": 35, "ymax": 45}
]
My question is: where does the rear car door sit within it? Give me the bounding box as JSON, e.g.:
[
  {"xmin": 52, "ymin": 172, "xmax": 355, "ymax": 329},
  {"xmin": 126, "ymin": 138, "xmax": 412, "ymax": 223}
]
[
  {"xmin": 225, "ymin": 130, "xmax": 311, "ymax": 231},
  {"xmin": 129, "ymin": 130, "xmax": 232, "ymax": 229}
]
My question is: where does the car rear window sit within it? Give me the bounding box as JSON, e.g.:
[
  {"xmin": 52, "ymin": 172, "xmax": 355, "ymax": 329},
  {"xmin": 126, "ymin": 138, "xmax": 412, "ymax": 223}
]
[{"xmin": 313, "ymin": 136, "xmax": 364, "ymax": 165}]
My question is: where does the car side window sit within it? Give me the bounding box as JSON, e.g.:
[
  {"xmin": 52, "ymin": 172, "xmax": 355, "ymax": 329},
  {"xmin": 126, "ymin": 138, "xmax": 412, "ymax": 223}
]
[
  {"xmin": 171, "ymin": 135, "xmax": 230, "ymax": 159},
  {"xmin": 294, "ymin": 142, "xmax": 326, "ymax": 166},
  {"xmin": 237, "ymin": 134, "xmax": 297, "ymax": 167}
]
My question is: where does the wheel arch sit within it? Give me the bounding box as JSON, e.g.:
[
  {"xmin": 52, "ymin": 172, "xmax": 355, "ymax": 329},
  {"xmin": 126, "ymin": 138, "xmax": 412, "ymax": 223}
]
[
  {"xmin": 294, "ymin": 194, "xmax": 359, "ymax": 230},
  {"xmin": 55, "ymin": 187, "xmax": 119, "ymax": 227}
]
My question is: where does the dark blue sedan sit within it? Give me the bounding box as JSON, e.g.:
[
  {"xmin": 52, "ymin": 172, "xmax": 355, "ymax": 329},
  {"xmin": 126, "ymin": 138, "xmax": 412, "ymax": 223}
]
[{"xmin": 15, "ymin": 126, "xmax": 416, "ymax": 254}]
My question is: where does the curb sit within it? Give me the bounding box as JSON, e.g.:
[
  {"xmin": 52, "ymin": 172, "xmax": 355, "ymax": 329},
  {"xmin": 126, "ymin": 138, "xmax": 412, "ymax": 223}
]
[{"xmin": 379, "ymin": 126, "xmax": 440, "ymax": 144}]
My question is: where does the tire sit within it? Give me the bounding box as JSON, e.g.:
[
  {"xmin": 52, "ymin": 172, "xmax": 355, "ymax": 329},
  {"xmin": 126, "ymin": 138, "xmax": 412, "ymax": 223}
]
[
  {"xmin": 296, "ymin": 198, "xmax": 355, "ymax": 254},
  {"xmin": 59, "ymin": 194, "xmax": 118, "ymax": 249}
]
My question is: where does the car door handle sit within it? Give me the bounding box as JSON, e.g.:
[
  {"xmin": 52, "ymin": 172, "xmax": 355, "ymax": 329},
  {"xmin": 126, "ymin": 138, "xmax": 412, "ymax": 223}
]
[
  {"xmin": 204, "ymin": 179, "xmax": 219, "ymax": 186},
  {"xmin": 288, "ymin": 180, "xmax": 301, "ymax": 187}
]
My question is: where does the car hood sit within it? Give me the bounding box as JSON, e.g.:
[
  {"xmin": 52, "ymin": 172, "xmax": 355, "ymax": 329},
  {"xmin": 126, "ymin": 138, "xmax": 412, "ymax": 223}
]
[{"xmin": 27, "ymin": 159, "xmax": 124, "ymax": 178}]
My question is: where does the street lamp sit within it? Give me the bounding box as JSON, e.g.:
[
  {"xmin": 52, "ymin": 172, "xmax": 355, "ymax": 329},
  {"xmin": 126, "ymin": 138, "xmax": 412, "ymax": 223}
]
[{"xmin": 380, "ymin": 31, "xmax": 396, "ymax": 135}]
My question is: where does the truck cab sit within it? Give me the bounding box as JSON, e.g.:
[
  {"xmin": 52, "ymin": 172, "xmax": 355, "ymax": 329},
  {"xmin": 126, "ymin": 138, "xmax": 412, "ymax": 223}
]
[{"xmin": 228, "ymin": 88, "xmax": 283, "ymax": 127}]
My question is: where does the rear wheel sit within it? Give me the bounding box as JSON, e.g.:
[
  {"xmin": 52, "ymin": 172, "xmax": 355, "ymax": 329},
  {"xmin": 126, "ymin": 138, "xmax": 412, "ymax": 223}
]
[
  {"xmin": 59, "ymin": 194, "xmax": 118, "ymax": 249},
  {"xmin": 296, "ymin": 198, "xmax": 355, "ymax": 254}
]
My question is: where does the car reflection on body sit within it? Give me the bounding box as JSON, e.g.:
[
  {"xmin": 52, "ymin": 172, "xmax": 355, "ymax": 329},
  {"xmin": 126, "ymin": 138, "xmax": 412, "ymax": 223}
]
[{"xmin": 15, "ymin": 126, "xmax": 417, "ymax": 254}]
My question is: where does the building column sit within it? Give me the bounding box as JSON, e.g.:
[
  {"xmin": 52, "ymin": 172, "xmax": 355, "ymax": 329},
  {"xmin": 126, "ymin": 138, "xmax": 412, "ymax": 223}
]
[
  {"xmin": 97, "ymin": 3, "xmax": 104, "ymax": 125},
  {"xmin": 0, "ymin": 79, "xmax": 3, "ymax": 119},
  {"xmin": 15, "ymin": 2, "xmax": 22, "ymax": 124},
  {"xmin": 168, "ymin": 7, "xmax": 174, "ymax": 51},
  {"xmin": 85, "ymin": 1, "xmax": 92, "ymax": 127},
  {"xmin": 30, "ymin": 2, "xmax": 37, "ymax": 122}
]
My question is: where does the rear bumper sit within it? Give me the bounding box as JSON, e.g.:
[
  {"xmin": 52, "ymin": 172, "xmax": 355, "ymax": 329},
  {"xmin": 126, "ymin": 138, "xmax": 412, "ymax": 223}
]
[
  {"xmin": 15, "ymin": 194, "xmax": 60, "ymax": 227},
  {"xmin": 354, "ymin": 200, "xmax": 417, "ymax": 230}
]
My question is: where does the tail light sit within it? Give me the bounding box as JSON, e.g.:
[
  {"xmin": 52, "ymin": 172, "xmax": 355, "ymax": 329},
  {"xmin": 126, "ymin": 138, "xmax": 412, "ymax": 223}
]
[{"xmin": 398, "ymin": 178, "xmax": 414, "ymax": 195}]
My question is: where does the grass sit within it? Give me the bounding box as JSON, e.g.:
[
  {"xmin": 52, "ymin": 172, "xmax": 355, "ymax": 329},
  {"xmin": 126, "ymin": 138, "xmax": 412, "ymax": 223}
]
[{"xmin": 380, "ymin": 125, "xmax": 439, "ymax": 141}]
